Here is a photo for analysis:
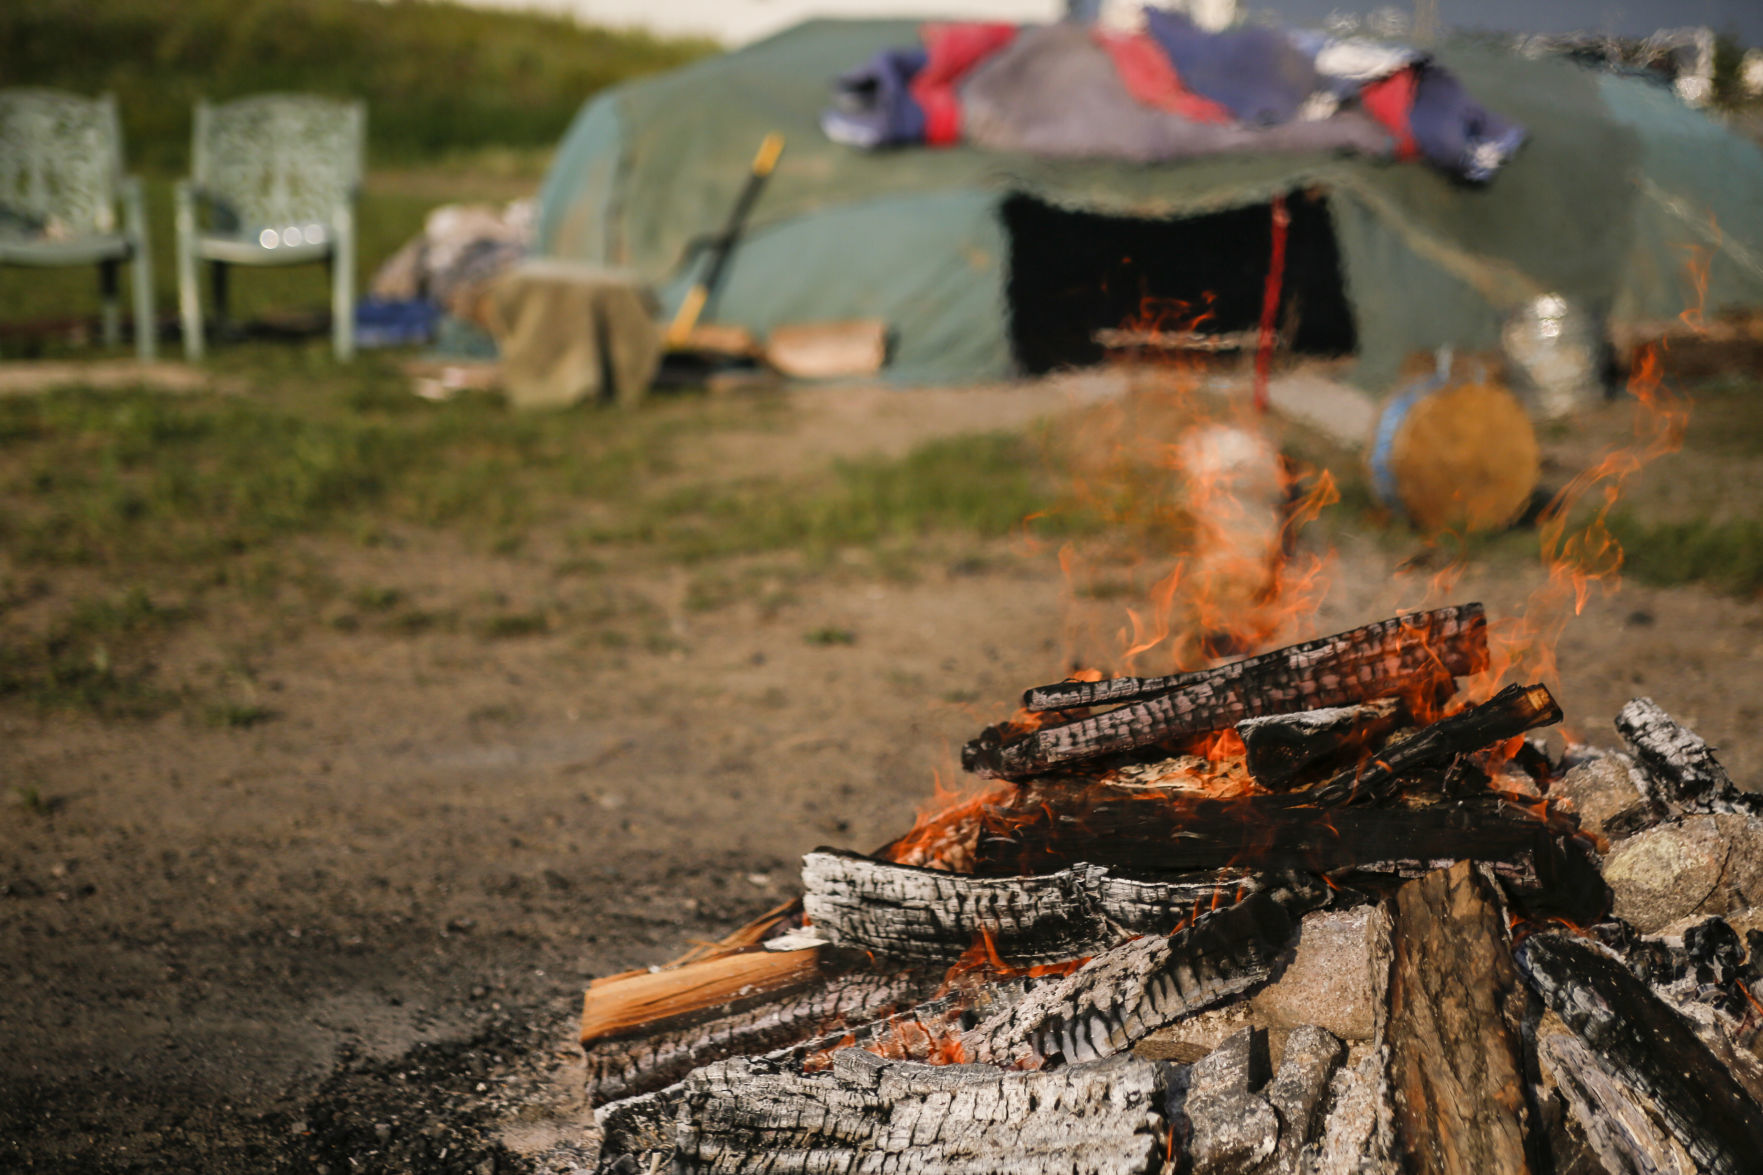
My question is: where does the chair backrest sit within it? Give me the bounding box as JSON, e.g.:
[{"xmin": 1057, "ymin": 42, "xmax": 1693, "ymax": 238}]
[
  {"xmin": 193, "ymin": 93, "xmax": 365, "ymax": 236},
  {"xmin": 0, "ymin": 88, "xmax": 123, "ymax": 241}
]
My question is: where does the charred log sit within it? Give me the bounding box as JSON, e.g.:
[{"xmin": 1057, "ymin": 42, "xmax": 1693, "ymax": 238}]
[
  {"xmin": 582, "ymin": 952, "xmax": 941, "ymax": 1104},
  {"xmin": 959, "ymin": 876, "xmax": 1327, "ymax": 1068},
  {"xmin": 1307, "ymin": 683, "xmax": 1562, "ymax": 806},
  {"xmin": 668, "ymin": 1050, "xmax": 1175, "ymax": 1175},
  {"xmin": 970, "ymin": 604, "xmax": 1488, "ymax": 779},
  {"xmin": 1617, "ymin": 697, "xmax": 1760, "ymax": 816},
  {"xmin": 1237, "ymin": 698, "xmax": 1405, "ymax": 790},
  {"xmin": 801, "ymin": 849, "xmax": 1258, "ymax": 966},
  {"xmin": 1386, "ymin": 862, "xmax": 1533, "ymax": 1175},
  {"xmin": 1517, "ymin": 931, "xmax": 1763, "ymax": 1175}
]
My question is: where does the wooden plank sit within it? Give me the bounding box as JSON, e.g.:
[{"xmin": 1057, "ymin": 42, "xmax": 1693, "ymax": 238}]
[{"xmin": 1386, "ymin": 862, "xmax": 1533, "ymax": 1175}]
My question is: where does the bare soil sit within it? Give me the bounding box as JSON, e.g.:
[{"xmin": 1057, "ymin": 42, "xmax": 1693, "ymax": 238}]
[{"xmin": 3, "ymin": 374, "xmax": 1760, "ymax": 1173}]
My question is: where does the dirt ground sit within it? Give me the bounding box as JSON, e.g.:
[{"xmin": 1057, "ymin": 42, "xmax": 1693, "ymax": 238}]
[{"xmin": 3, "ymin": 373, "xmax": 1761, "ymax": 1173}]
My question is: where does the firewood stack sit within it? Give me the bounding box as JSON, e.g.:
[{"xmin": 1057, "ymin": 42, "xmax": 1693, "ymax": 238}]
[{"xmin": 584, "ymin": 602, "xmax": 1763, "ymax": 1175}]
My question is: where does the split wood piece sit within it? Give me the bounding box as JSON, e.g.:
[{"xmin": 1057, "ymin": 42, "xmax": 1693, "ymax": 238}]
[
  {"xmin": 1534, "ymin": 1028, "xmax": 1700, "ymax": 1175},
  {"xmin": 1019, "ymin": 603, "xmax": 1486, "ymax": 711},
  {"xmin": 670, "ymin": 1049, "xmax": 1174, "ymax": 1175},
  {"xmin": 801, "ymin": 848, "xmax": 1257, "ymax": 966},
  {"xmin": 1517, "ymin": 931, "xmax": 1763, "ymax": 1175},
  {"xmin": 975, "ymin": 604, "xmax": 1487, "ymax": 779},
  {"xmin": 1307, "ymin": 682, "xmax": 1563, "ymax": 806},
  {"xmin": 1237, "ymin": 697, "xmax": 1405, "ymax": 790},
  {"xmin": 1617, "ymin": 697, "xmax": 1759, "ymax": 816},
  {"xmin": 583, "ymin": 955, "xmax": 940, "ymax": 1105},
  {"xmin": 581, "ymin": 947, "xmax": 822, "ymax": 1045},
  {"xmin": 959, "ymin": 876, "xmax": 1327, "ymax": 1069},
  {"xmin": 1386, "ymin": 861, "xmax": 1532, "ymax": 1175}
]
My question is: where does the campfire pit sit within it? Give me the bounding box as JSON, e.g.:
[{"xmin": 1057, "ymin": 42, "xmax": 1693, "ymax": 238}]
[{"xmin": 584, "ymin": 605, "xmax": 1763, "ymax": 1175}]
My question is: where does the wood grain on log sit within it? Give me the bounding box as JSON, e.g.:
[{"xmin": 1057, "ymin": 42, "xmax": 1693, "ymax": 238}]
[
  {"xmin": 1237, "ymin": 698, "xmax": 1404, "ymax": 790},
  {"xmin": 801, "ymin": 849, "xmax": 1257, "ymax": 966},
  {"xmin": 581, "ymin": 947, "xmax": 823, "ymax": 1045},
  {"xmin": 959, "ymin": 877, "xmax": 1326, "ymax": 1068},
  {"xmin": 1386, "ymin": 862, "xmax": 1533, "ymax": 1175},
  {"xmin": 1518, "ymin": 931, "xmax": 1763, "ymax": 1175},
  {"xmin": 1535, "ymin": 1028, "xmax": 1698, "ymax": 1175},
  {"xmin": 670, "ymin": 1050, "xmax": 1174, "ymax": 1175},
  {"xmin": 971, "ymin": 604, "xmax": 1487, "ymax": 779},
  {"xmin": 1307, "ymin": 682, "xmax": 1562, "ymax": 806}
]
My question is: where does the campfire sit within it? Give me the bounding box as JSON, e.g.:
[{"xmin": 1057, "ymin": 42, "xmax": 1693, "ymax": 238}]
[{"xmin": 582, "ymin": 599, "xmax": 1763, "ymax": 1174}]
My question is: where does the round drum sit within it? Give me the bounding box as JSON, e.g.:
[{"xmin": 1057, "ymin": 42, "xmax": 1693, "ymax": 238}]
[{"xmin": 1370, "ymin": 372, "xmax": 1541, "ymax": 534}]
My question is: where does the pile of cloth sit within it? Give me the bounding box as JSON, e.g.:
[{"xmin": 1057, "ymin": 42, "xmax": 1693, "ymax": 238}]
[{"xmin": 822, "ymin": 9, "xmax": 1524, "ymax": 182}]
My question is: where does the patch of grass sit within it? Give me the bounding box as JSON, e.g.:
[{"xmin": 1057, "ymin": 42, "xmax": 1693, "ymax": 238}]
[
  {"xmin": 803, "ymin": 626, "xmax": 856, "ymax": 647},
  {"xmin": 1609, "ymin": 513, "xmax": 1763, "ymax": 597},
  {"xmin": 6, "ymin": 784, "xmax": 53, "ymax": 816},
  {"xmin": 203, "ymin": 701, "xmax": 278, "ymax": 729},
  {"xmin": 615, "ymin": 431, "xmax": 1089, "ymax": 562},
  {"xmin": 0, "ymin": 587, "xmax": 185, "ymax": 716},
  {"xmin": 1, "ymin": 0, "xmax": 713, "ymax": 171},
  {"xmin": 477, "ymin": 611, "xmax": 550, "ymax": 639}
]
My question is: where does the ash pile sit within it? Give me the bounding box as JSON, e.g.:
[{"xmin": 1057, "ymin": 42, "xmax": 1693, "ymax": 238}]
[{"xmin": 586, "ymin": 602, "xmax": 1763, "ymax": 1174}]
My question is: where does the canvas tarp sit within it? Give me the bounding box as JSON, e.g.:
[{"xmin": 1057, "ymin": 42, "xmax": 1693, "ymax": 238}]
[{"xmin": 536, "ymin": 18, "xmax": 1763, "ymax": 387}]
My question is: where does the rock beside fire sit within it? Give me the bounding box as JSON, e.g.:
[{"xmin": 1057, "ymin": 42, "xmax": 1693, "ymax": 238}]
[
  {"xmin": 1553, "ymin": 751, "xmax": 1657, "ymax": 840},
  {"xmin": 1250, "ymin": 905, "xmax": 1388, "ymax": 1043},
  {"xmin": 1602, "ymin": 814, "xmax": 1763, "ymax": 933}
]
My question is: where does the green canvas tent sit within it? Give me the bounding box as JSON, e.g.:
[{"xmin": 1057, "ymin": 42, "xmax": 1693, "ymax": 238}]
[{"xmin": 535, "ymin": 18, "xmax": 1763, "ymax": 387}]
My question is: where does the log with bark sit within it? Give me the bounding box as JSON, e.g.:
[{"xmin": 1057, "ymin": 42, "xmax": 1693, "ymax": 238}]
[
  {"xmin": 967, "ymin": 604, "xmax": 1487, "ymax": 779},
  {"xmin": 1237, "ymin": 697, "xmax": 1405, "ymax": 790},
  {"xmin": 1385, "ymin": 861, "xmax": 1534, "ymax": 1175},
  {"xmin": 801, "ymin": 848, "xmax": 1257, "ymax": 966},
  {"xmin": 1617, "ymin": 697, "xmax": 1761, "ymax": 817}
]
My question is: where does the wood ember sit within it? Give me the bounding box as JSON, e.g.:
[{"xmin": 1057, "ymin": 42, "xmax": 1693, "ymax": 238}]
[
  {"xmin": 1518, "ymin": 931, "xmax": 1763, "ymax": 1175},
  {"xmin": 968, "ymin": 604, "xmax": 1488, "ymax": 779},
  {"xmin": 1237, "ymin": 697, "xmax": 1404, "ymax": 789},
  {"xmin": 958, "ymin": 877, "xmax": 1327, "ymax": 1068},
  {"xmin": 670, "ymin": 1050, "xmax": 1175, "ymax": 1175},
  {"xmin": 1306, "ymin": 682, "xmax": 1563, "ymax": 806},
  {"xmin": 1617, "ymin": 697, "xmax": 1760, "ymax": 816},
  {"xmin": 1386, "ymin": 862, "xmax": 1533, "ymax": 1175},
  {"xmin": 801, "ymin": 848, "xmax": 1257, "ymax": 966},
  {"xmin": 583, "ymin": 955, "xmax": 941, "ymax": 1104}
]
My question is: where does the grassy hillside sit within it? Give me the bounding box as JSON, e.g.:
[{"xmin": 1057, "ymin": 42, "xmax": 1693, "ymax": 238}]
[{"xmin": 1, "ymin": 0, "xmax": 714, "ymax": 170}]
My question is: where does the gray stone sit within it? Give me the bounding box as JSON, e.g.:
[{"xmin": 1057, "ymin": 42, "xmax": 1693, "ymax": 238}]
[
  {"xmin": 1555, "ymin": 752, "xmax": 1653, "ymax": 841},
  {"xmin": 1603, "ymin": 815, "xmax": 1763, "ymax": 933},
  {"xmin": 1251, "ymin": 906, "xmax": 1386, "ymax": 1042},
  {"xmin": 1187, "ymin": 1028, "xmax": 1279, "ymax": 1175}
]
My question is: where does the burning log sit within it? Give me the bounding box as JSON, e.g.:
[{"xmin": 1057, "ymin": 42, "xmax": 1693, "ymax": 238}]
[
  {"xmin": 581, "ymin": 948, "xmax": 941, "ymax": 1103},
  {"xmin": 668, "ymin": 1050, "xmax": 1175, "ymax": 1175},
  {"xmin": 970, "ymin": 604, "xmax": 1487, "ymax": 779},
  {"xmin": 1518, "ymin": 931, "xmax": 1763, "ymax": 1175},
  {"xmin": 958, "ymin": 876, "xmax": 1327, "ymax": 1068},
  {"xmin": 1385, "ymin": 861, "xmax": 1533, "ymax": 1175},
  {"xmin": 1306, "ymin": 682, "xmax": 1563, "ymax": 806},
  {"xmin": 800, "ymin": 849, "xmax": 1257, "ymax": 966},
  {"xmin": 1237, "ymin": 697, "xmax": 1405, "ymax": 790}
]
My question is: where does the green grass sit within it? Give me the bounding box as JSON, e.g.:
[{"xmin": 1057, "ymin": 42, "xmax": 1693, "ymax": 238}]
[
  {"xmin": 1610, "ymin": 514, "xmax": 1763, "ymax": 596},
  {"xmin": 2, "ymin": 0, "xmax": 713, "ymax": 171}
]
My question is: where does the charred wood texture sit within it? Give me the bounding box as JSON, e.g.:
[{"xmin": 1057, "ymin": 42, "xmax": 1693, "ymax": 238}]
[
  {"xmin": 669, "ymin": 1050, "xmax": 1174, "ymax": 1175},
  {"xmin": 801, "ymin": 849, "xmax": 1257, "ymax": 966},
  {"xmin": 1386, "ymin": 862, "xmax": 1533, "ymax": 1175},
  {"xmin": 1518, "ymin": 931, "xmax": 1763, "ymax": 1175},
  {"xmin": 582, "ymin": 953, "xmax": 941, "ymax": 1104},
  {"xmin": 1617, "ymin": 697, "xmax": 1758, "ymax": 815},
  {"xmin": 1237, "ymin": 697, "xmax": 1404, "ymax": 789},
  {"xmin": 971, "ymin": 604, "xmax": 1486, "ymax": 779},
  {"xmin": 959, "ymin": 876, "xmax": 1327, "ymax": 1068},
  {"xmin": 958, "ymin": 788, "xmax": 1606, "ymax": 923},
  {"xmin": 1535, "ymin": 1028, "xmax": 1700, "ymax": 1175},
  {"xmin": 1307, "ymin": 683, "xmax": 1563, "ymax": 806}
]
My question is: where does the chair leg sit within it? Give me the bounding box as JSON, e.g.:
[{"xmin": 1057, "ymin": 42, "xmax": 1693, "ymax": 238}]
[
  {"xmin": 332, "ymin": 207, "xmax": 356, "ymax": 362},
  {"xmin": 132, "ymin": 246, "xmax": 157, "ymax": 362},
  {"xmin": 176, "ymin": 185, "xmax": 203, "ymax": 361},
  {"xmin": 100, "ymin": 260, "xmax": 122, "ymax": 348}
]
